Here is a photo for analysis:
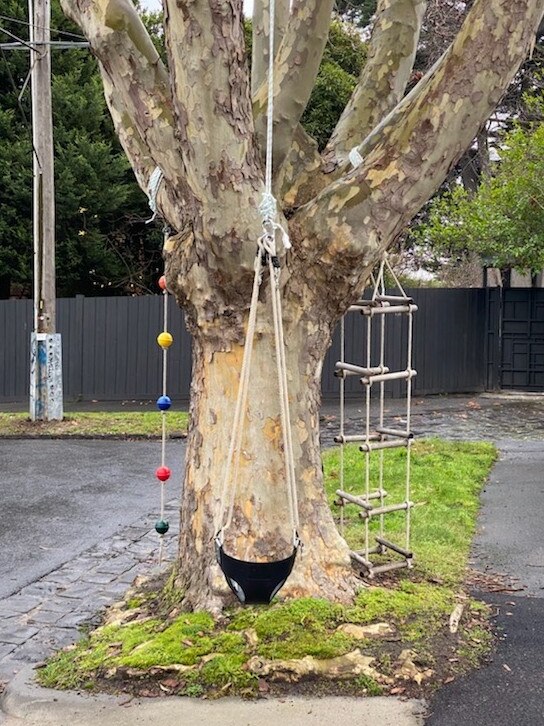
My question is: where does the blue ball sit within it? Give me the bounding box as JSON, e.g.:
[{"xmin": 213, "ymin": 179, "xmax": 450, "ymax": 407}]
[{"xmin": 157, "ymin": 395, "xmax": 172, "ymax": 411}]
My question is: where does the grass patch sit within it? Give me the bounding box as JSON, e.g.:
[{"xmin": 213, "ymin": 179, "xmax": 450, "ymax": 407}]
[
  {"xmin": 0, "ymin": 411, "xmax": 189, "ymax": 437},
  {"xmin": 38, "ymin": 439, "xmax": 496, "ymax": 698},
  {"xmin": 324, "ymin": 439, "xmax": 497, "ymax": 584}
]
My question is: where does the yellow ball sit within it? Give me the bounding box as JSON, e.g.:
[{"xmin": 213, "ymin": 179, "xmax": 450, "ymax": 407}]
[{"xmin": 157, "ymin": 331, "xmax": 173, "ymax": 349}]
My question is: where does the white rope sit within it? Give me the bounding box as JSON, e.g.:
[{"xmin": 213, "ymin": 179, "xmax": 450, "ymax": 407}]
[
  {"xmin": 339, "ymin": 316, "xmax": 345, "ymax": 536},
  {"xmin": 146, "ymin": 166, "xmax": 164, "ymax": 223},
  {"xmin": 158, "ymin": 285, "xmax": 169, "ymax": 564},
  {"xmin": 217, "ymin": 237, "xmax": 300, "ymax": 546},
  {"xmin": 217, "ymin": 252, "xmax": 263, "ymax": 539},
  {"xmin": 264, "ymin": 0, "xmax": 276, "ymax": 198},
  {"xmin": 160, "ymin": 290, "xmax": 169, "ymax": 473},
  {"xmin": 269, "ymin": 254, "xmax": 299, "ymax": 534},
  {"xmin": 258, "ymin": 0, "xmax": 291, "ymax": 252},
  {"xmin": 384, "ymin": 256, "xmax": 408, "ymax": 298},
  {"xmin": 378, "ymin": 272, "xmax": 386, "ymax": 540},
  {"xmin": 216, "ymin": 0, "xmax": 300, "ymax": 551},
  {"xmin": 405, "ymin": 307, "xmax": 414, "ymax": 551}
]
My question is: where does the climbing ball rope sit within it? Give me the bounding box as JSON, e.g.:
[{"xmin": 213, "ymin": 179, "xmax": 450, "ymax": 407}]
[{"xmin": 155, "ymin": 273, "xmax": 173, "ymax": 562}]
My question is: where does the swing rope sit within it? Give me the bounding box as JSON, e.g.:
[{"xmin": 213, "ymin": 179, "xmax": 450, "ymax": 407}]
[{"xmin": 216, "ymin": 0, "xmax": 300, "ymax": 550}]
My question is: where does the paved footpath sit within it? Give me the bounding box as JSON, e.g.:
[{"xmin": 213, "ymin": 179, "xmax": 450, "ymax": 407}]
[{"xmin": 0, "ymin": 441, "xmax": 183, "ymax": 685}]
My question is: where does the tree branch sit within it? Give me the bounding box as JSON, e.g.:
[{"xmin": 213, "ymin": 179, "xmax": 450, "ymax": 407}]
[
  {"xmin": 278, "ymin": 125, "xmax": 323, "ymax": 208},
  {"xmin": 325, "ymin": 0, "xmax": 427, "ymax": 167},
  {"xmin": 60, "ymin": 0, "xmax": 187, "ymax": 230},
  {"xmin": 251, "ymin": 0, "xmax": 289, "ymax": 97},
  {"xmin": 253, "ymin": 0, "xmax": 335, "ymax": 175},
  {"xmin": 290, "ymin": 0, "xmax": 544, "ymax": 312},
  {"xmin": 163, "ymin": 0, "xmax": 259, "ymax": 204}
]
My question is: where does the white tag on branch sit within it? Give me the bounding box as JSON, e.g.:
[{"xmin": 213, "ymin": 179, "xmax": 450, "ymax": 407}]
[
  {"xmin": 349, "ymin": 146, "xmax": 364, "ymax": 169},
  {"xmin": 280, "ymin": 226, "xmax": 292, "ymax": 250}
]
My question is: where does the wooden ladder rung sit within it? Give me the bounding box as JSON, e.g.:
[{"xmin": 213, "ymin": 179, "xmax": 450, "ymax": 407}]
[
  {"xmin": 375, "ymin": 426, "xmax": 414, "ymax": 439},
  {"xmin": 334, "ymin": 362, "xmax": 389, "ymax": 377},
  {"xmin": 359, "ymin": 439, "xmax": 408, "ymax": 452},
  {"xmin": 359, "ymin": 501, "xmax": 413, "ymax": 519},
  {"xmin": 334, "ymin": 433, "xmax": 380, "ymax": 444},
  {"xmin": 363, "ymin": 304, "xmax": 418, "ymax": 316},
  {"xmin": 335, "ymin": 488, "xmax": 386, "ymax": 507},
  {"xmin": 334, "ymin": 490, "xmax": 372, "ymax": 510},
  {"xmin": 375, "ymin": 294, "xmax": 414, "ymax": 304},
  {"xmin": 361, "ymin": 369, "xmax": 417, "ymax": 385},
  {"xmin": 375, "ymin": 536, "xmax": 413, "ymax": 559},
  {"xmin": 364, "ymin": 560, "xmax": 412, "ymax": 578}
]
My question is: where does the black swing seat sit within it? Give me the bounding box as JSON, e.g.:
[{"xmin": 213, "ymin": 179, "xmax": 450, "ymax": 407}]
[{"xmin": 216, "ymin": 544, "xmax": 298, "ymax": 605}]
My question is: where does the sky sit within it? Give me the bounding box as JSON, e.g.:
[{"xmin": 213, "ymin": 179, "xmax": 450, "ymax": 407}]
[{"xmin": 143, "ymin": 0, "xmax": 254, "ymax": 13}]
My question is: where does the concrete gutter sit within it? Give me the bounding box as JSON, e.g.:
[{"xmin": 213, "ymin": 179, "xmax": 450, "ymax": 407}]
[{"xmin": 2, "ymin": 665, "xmax": 427, "ymax": 726}]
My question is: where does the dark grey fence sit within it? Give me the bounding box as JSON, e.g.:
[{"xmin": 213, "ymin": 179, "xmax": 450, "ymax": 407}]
[{"xmin": 0, "ymin": 288, "xmax": 487, "ymax": 403}]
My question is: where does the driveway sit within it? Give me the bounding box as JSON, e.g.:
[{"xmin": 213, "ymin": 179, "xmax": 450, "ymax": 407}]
[{"xmin": 0, "ymin": 440, "xmax": 185, "ymax": 599}]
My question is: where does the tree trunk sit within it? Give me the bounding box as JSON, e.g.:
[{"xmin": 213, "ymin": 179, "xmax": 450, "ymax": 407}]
[{"xmin": 176, "ymin": 302, "xmax": 356, "ymax": 612}]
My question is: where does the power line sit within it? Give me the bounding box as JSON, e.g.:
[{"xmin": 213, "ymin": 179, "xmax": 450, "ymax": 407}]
[
  {"xmin": 0, "ymin": 12, "xmax": 86, "ymax": 40},
  {"xmin": 0, "ymin": 40, "xmax": 89, "ymax": 50},
  {"xmin": 0, "ymin": 24, "xmax": 37, "ymax": 51},
  {"xmin": 0, "ymin": 45, "xmax": 31, "ymax": 127}
]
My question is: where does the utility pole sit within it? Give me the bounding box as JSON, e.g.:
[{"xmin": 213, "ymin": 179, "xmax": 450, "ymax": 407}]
[{"xmin": 28, "ymin": 0, "xmax": 63, "ymax": 421}]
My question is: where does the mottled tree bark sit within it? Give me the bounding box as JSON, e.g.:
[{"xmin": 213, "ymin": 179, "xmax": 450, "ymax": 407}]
[{"xmin": 62, "ymin": 0, "xmax": 544, "ymax": 609}]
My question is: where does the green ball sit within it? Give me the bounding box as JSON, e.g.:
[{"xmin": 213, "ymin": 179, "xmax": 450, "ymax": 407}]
[{"xmin": 155, "ymin": 519, "xmax": 169, "ymax": 535}]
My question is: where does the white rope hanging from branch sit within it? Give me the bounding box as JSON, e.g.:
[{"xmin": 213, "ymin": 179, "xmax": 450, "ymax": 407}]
[{"xmin": 216, "ymin": 0, "xmax": 300, "ymax": 550}]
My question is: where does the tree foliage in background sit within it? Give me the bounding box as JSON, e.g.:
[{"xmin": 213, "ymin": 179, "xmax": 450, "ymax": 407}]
[
  {"xmin": 301, "ymin": 22, "xmax": 366, "ymax": 150},
  {"xmin": 0, "ymin": 0, "xmax": 161, "ymax": 298},
  {"xmin": 245, "ymin": 18, "xmax": 367, "ymax": 151},
  {"xmin": 335, "ymin": 0, "xmax": 377, "ymax": 28},
  {"xmin": 413, "ymin": 122, "xmax": 544, "ymax": 273}
]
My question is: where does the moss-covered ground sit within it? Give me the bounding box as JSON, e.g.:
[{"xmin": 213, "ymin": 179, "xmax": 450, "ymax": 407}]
[{"xmin": 38, "ymin": 439, "xmax": 497, "ymax": 699}]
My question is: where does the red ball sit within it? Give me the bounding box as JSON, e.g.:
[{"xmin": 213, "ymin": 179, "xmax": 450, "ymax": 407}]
[
  {"xmin": 155, "ymin": 465, "xmax": 171, "ymax": 482},
  {"xmin": 158, "ymin": 275, "xmax": 167, "ymax": 291}
]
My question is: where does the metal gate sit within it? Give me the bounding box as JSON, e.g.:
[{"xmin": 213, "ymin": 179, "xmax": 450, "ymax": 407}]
[{"xmin": 501, "ymin": 289, "xmax": 544, "ymax": 390}]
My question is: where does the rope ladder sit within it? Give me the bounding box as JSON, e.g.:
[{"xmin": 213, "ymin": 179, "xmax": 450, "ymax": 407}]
[{"xmin": 334, "ymin": 257, "xmax": 417, "ymax": 579}]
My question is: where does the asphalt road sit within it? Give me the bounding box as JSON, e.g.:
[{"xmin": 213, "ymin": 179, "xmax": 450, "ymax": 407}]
[
  {"xmin": 0, "ymin": 440, "xmax": 185, "ymax": 599},
  {"xmin": 427, "ymin": 439, "xmax": 544, "ymax": 726},
  {"xmin": 473, "ymin": 439, "xmax": 544, "ymax": 597}
]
